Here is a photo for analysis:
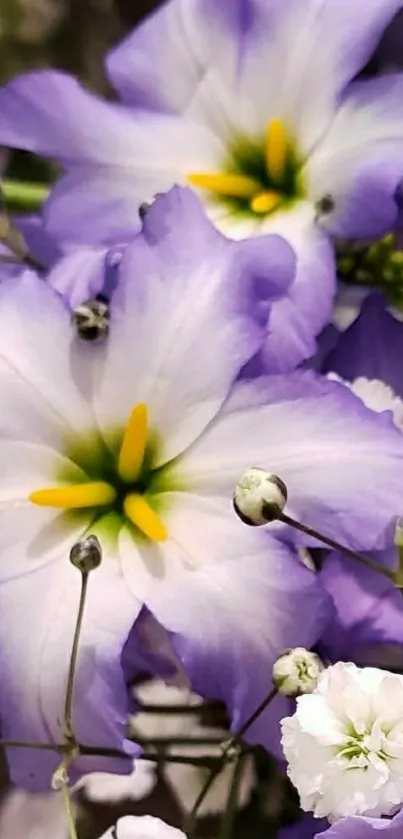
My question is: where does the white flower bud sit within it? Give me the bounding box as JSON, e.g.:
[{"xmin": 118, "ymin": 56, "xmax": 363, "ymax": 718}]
[
  {"xmin": 273, "ymin": 648, "xmax": 324, "ymax": 697},
  {"xmin": 233, "ymin": 468, "xmax": 287, "ymax": 526},
  {"xmin": 70, "ymin": 535, "xmax": 102, "ymax": 573}
]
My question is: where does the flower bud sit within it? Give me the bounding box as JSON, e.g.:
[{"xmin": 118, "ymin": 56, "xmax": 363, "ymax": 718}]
[
  {"xmin": 73, "ymin": 296, "xmax": 109, "ymax": 342},
  {"xmin": 273, "ymin": 648, "xmax": 324, "ymax": 697},
  {"xmin": 70, "ymin": 535, "xmax": 102, "ymax": 573},
  {"xmin": 233, "ymin": 468, "xmax": 287, "ymax": 526}
]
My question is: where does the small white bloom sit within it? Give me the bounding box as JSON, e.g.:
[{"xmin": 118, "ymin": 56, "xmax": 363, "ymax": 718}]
[
  {"xmin": 100, "ymin": 816, "xmax": 185, "ymax": 839},
  {"xmin": 233, "ymin": 468, "xmax": 287, "ymax": 526},
  {"xmin": 281, "ymin": 662, "xmax": 403, "ymax": 822},
  {"xmin": 273, "ymin": 648, "xmax": 324, "ymax": 696}
]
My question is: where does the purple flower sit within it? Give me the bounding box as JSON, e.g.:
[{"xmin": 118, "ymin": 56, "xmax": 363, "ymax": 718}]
[
  {"xmin": 1, "ymin": 188, "xmax": 403, "ymax": 790},
  {"xmin": 278, "ymin": 811, "xmax": 403, "ymax": 838},
  {"xmin": 1, "ymin": 0, "xmax": 403, "ymax": 368}
]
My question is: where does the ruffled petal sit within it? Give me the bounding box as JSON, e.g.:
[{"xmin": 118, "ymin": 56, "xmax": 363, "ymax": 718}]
[
  {"xmin": 179, "ymin": 371, "xmax": 403, "ymax": 550},
  {"xmin": 308, "ymin": 75, "xmax": 403, "ymax": 240},
  {"xmin": 0, "ymin": 547, "xmax": 141, "ymax": 790},
  {"xmin": 92, "ymin": 188, "xmax": 294, "ymax": 463}
]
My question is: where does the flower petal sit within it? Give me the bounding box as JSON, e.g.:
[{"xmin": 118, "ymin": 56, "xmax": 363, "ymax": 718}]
[
  {"xmin": 322, "ymin": 293, "xmax": 403, "ymax": 400},
  {"xmin": 119, "ymin": 495, "xmax": 332, "ymax": 756},
  {"xmin": 0, "ymin": 548, "xmax": 141, "ymax": 790},
  {"xmin": 0, "ymin": 272, "xmax": 96, "ymax": 442},
  {"xmin": 252, "ymin": 204, "xmax": 335, "ymax": 372},
  {"xmin": 314, "ymin": 809, "xmax": 403, "ymax": 837},
  {"xmin": 308, "ymin": 75, "xmax": 403, "ymax": 240},
  {"xmin": 319, "ymin": 553, "xmax": 403, "ymax": 663},
  {"xmin": 100, "ymin": 816, "xmax": 186, "ymax": 839},
  {"xmin": 107, "ymin": 0, "xmax": 403, "ymax": 153},
  {"xmin": 179, "ymin": 371, "xmax": 403, "ymax": 550},
  {"xmin": 93, "ymin": 187, "xmax": 294, "ymax": 462}
]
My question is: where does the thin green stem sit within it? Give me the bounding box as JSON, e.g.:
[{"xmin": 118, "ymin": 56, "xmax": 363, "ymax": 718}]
[
  {"xmin": 63, "ymin": 572, "xmax": 89, "ymax": 742},
  {"xmin": 218, "ymin": 756, "xmax": 244, "ymax": 839},
  {"xmin": 61, "ymin": 780, "xmax": 79, "ymax": 839},
  {"xmin": 279, "ymin": 513, "xmax": 396, "ymax": 583},
  {"xmin": 1, "ymin": 178, "xmax": 50, "ymax": 211},
  {"xmin": 184, "ymin": 687, "xmax": 278, "ymax": 835}
]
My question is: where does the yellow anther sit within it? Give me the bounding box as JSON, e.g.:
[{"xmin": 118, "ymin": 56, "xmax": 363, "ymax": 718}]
[
  {"xmin": 187, "ymin": 172, "xmax": 261, "ymax": 198},
  {"xmin": 118, "ymin": 403, "xmax": 148, "ymax": 483},
  {"xmin": 266, "ymin": 118, "xmax": 288, "ymax": 183},
  {"xmin": 29, "ymin": 482, "xmax": 116, "ymax": 508},
  {"xmin": 124, "ymin": 493, "xmax": 167, "ymax": 542},
  {"xmin": 250, "ymin": 190, "xmax": 281, "ymax": 215}
]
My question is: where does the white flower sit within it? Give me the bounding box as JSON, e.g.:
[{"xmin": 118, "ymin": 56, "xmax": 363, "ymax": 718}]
[
  {"xmin": 281, "ymin": 662, "xmax": 403, "ymax": 822},
  {"xmin": 100, "ymin": 816, "xmax": 185, "ymax": 839},
  {"xmin": 272, "ymin": 648, "xmax": 324, "ymax": 697}
]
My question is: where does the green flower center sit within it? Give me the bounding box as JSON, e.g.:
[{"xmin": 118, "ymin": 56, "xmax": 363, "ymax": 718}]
[
  {"xmin": 187, "ymin": 118, "xmax": 304, "ymax": 219},
  {"xmin": 29, "ymin": 403, "xmax": 182, "ymax": 544}
]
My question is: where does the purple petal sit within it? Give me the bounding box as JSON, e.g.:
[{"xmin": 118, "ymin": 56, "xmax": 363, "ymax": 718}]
[
  {"xmin": 91, "ymin": 187, "xmax": 294, "ymax": 463},
  {"xmin": 181, "ymin": 370, "xmax": 403, "ymax": 551},
  {"xmin": 322, "ymin": 293, "xmax": 403, "ymax": 399},
  {"xmin": 316, "ymin": 809, "xmax": 403, "ymax": 837},
  {"xmin": 256, "ymin": 206, "xmax": 335, "ymax": 372},
  {"xmin": 0, "ymin": 72, "xmax": 224, "ymax": 245},
  {"xmin": 318, "ymin": 552, "xmax": 403, "ymax": 663},
  {"xmin": 119, "ymin": 504, "xmax": 332, "ymax": 757},
  {"xmin": 0, "ymin": 554, "xmax": 140, "ymax": 790},
  {"xmin": 309, "ymin": 75, "xmax": 403, "ymax": 240},
  {"xmin": 14, "ymin": 214, "xmax": 62, "ymax": 269},
  {"xmin": 107, "ymin": 0, "xmax": 403, "ymax": 153},
  {"xmin": 278, "ymin": 815, "xmax": 330, "ymax": 839}
]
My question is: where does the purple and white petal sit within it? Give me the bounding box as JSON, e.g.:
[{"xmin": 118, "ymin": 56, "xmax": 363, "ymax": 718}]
[
  {"xmin": 118, "ymin": 498, "xmax": 332, "ymax": 756},
  {"xmin": 0, "ymin": 550, "xmax": 140, "ymax": 790},
  {"xmin": 308, "ymin": 76, "xmax": 403, "ymax": 240},
  {"xmin": 318, "ymin": 552, "xmax": 403, "ymax": 663},
  {"xmin": 92, "ymin": 188, "xmax": 294, "ymax": 462},
  {"xmin": 179, "ymin": 371, "xmax": 403, "ymax": 551}
]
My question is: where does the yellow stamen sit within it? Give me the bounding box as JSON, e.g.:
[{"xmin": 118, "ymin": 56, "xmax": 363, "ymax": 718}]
[
  {"xmin": 124, "ymin": 493, "xmax": 167, "ymax": 542},
  {"xmin": 118, "ymin": 403, "xmax": 148, "ymax": 483},
  {"xmin": 187, "ymin": 172, "xmax": 261, "ymax": 198},
  {"xmin": 250, "ymin": 190, "xmax": 281, "ymax": 215},
  {"xmin": 266, "ymin": 118, "xmax": 288, "ymax": 183},
  {"xmin": 29, "ymin": 482, "xmax": 116, "ymax": 508}
]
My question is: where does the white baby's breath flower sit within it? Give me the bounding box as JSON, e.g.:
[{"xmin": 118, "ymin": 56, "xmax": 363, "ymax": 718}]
[{"xmin": 281, "ymin": 662, "xmax": 403, "ymax": 822}]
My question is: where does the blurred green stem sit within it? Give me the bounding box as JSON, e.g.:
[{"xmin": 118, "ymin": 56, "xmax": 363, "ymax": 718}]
[{"xmin": 1, "ymin": 178, "xmax": 50, "ymax": 211}]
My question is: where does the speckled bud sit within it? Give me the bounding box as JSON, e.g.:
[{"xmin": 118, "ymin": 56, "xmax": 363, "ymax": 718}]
[
  {"xmin": 70, "ymin": 535, "xmax": 102, "ymax": 573},
  {"xmin": 233, "ymin": 468, "xmax": 287, "ymax": 526}
]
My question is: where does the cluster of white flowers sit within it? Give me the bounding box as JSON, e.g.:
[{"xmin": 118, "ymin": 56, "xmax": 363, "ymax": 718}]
[{"xmin": 281, "ymin": 662, "xmax": 403, "ymax": 823}]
